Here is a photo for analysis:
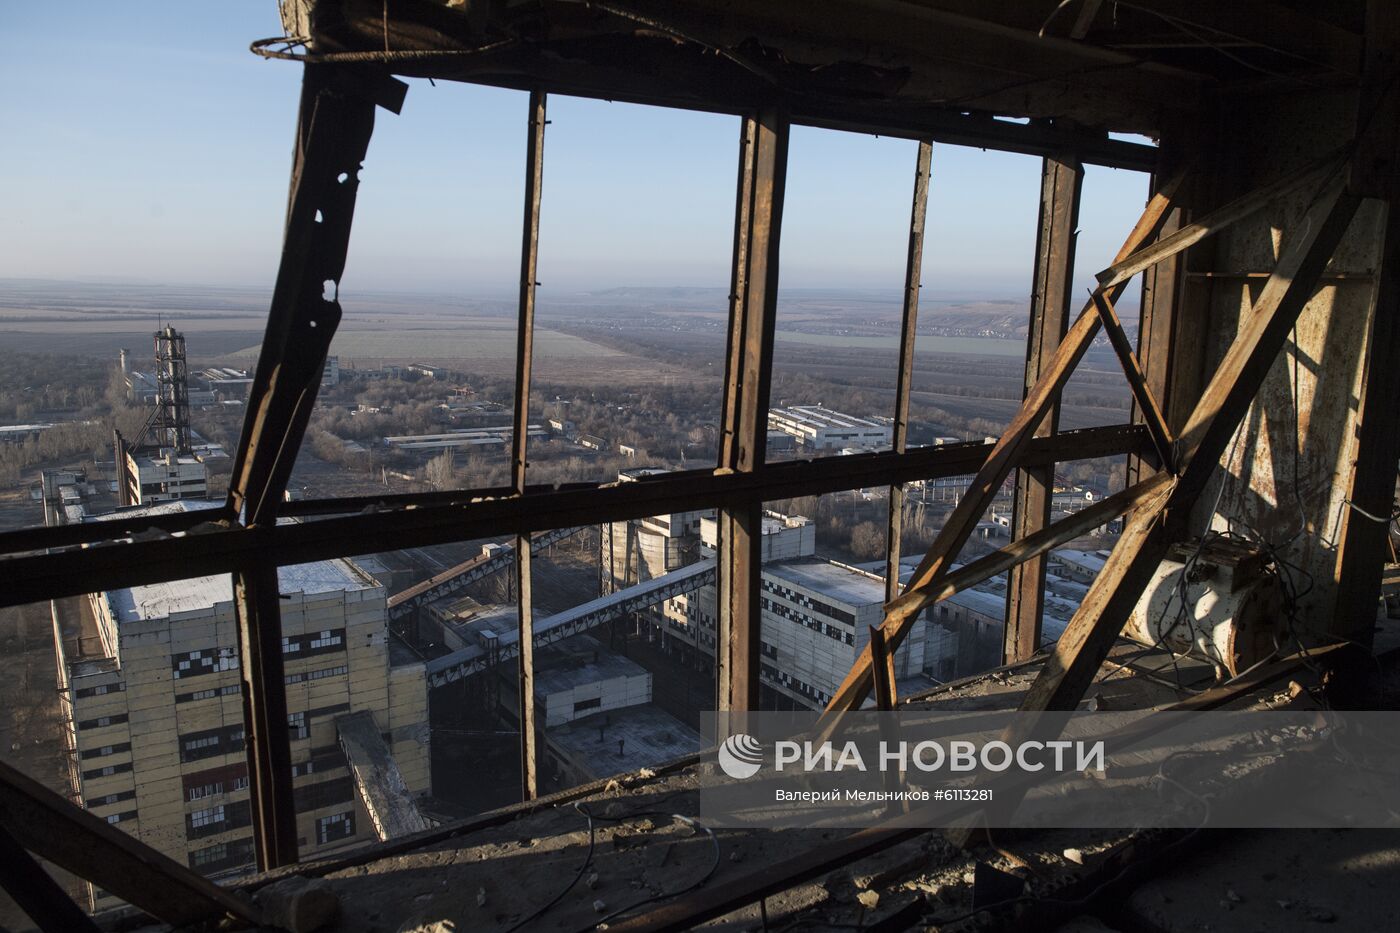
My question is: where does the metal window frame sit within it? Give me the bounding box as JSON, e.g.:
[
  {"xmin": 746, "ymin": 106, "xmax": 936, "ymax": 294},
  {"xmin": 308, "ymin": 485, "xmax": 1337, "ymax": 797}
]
[{"xmin": 0, "ymin": 65, "xmax": 1160, "ymax": 883}]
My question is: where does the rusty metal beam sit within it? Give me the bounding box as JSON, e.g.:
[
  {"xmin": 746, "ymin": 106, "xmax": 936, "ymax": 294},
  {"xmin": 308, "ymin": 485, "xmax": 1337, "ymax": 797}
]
[
  {"xmin": 0, "ymin": 502, "xmax": 234, "ymax": 557},
  {"xmin": 1005, "ymin": 153, "xmax": 1083, "ymax": 664},
  {"xmin": 1128, "ymin": 183, "xmax": 1184, "ymax": 486},
  {"xmin": 1332, "ymin": 202, "xmax": 1400, "ymax": 648},
  {"xmin": 0, "ymin": 824, "xmax": 100, "ymax": 933},
  {"xmin": 515, "ymin": 538, "xmax": 538, "ymax": 799},
  {"xmin": 235, "ymin": 562, "xmax": 298, "ymax": 869},
  {"xmin": 822, "ymin": 166, "xmax": 1187, "ymax": 717},
  {"xmin": 310, "ymin": 0, "xmax": 1200, "ymax": 137},
  {"xmin": 717, "ymin": 108, "xmax": 788, "ymax": 712},
  {"xmin": 0, "ymin": 759, "xmax": 259, "ymax": 928},
  {"xmin": 223, "ymin": 64, "xmax": 404, "ymax": 875},
  {"xmin": 512, "ymin": 89, "xmax": 547, "ymax": 799},
  {"xmin": 868, "ymin": 624, "xmax": 897, "ymax": 712},
  {"xmin": 1095, "ymin": 151, "xmax": 1342, "ymax": 291},
  {"xmin": 1090, "ymin": 289, "xmax": 1175, "ymax": 472},
  {"xmin": 226, "ymin": 65, "xmax": 397, "ymax": 526},
  {"xmin": 512, "ymin": 89, "xmax": 546, "ymax": 497},
  {"xmin": 818, "ymin": 472, "xmax": 1172, "ymax": 728},
  {"xmin": 885, "ymin": 140, "xmax": 933, "ymax": 605},
  {"xmin": 1021, "ymin": 173, "xmax": 1360, "ymax": 717},
  {"xmin": 0, "ymin": 426, "xmax": 1153, "ymax": 610}
]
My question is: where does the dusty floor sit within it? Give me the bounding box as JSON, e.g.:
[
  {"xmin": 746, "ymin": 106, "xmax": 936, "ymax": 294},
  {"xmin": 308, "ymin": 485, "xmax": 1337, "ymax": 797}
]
[{"xmin": 173, "ymin": 640, "xmax": 1397, "ymax": 933}]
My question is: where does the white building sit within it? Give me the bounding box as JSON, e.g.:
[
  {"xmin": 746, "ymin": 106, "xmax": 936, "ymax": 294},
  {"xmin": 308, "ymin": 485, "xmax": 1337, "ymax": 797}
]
[
  {"xmin": 634, "ymin": 514, "xmax": 926, "ymax": 710},
  {"xmin": 55, "ymin": 502, "xmax": 431, "ymax": 907},
  {"xmin": 383, "ymin": 426, "xmax": 547, "ymax": 453},
  {"xmin": 123, "ymin": 448, "xmax": 209, "ymax": 505},
  {"xmin": 768, "ymin": 405, "xmax": 892, "ymax": 451}
]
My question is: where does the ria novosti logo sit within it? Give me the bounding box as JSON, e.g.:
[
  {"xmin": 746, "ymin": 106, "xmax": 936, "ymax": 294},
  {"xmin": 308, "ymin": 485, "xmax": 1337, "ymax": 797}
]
[{"xmin": 717, "ymin": 734, "xmax": 764, "ymax": 779}]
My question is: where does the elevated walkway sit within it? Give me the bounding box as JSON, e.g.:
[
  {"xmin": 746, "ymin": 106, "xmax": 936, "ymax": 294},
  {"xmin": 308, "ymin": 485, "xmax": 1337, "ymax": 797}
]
[
  {"xmin": 426, "ymin": 558, "xmax": 716, "ymax": 687},
  {"xmin": 386, "ymin": 526, "xmax": 584, "ymax": 622},
  {"xmin": 336, "ymin": 711, "xmax": 430, "ymax": 841}
]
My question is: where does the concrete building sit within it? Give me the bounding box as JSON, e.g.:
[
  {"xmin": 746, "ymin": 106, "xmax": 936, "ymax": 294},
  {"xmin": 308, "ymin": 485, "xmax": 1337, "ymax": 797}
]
[
  {"xmin": 121, "ymin": 448, "xmax": 210, "ymax": 505},
  {"xmin": 125, "ymin": 371, "xmax": 159, "ymax": 404},
  {"xmin": 0, "ymin": 423, "xmax": 57, "ymax": 445},
  {"xmin": 768, "ymin": 405, "xmax": 892, "ymax": 451},
  {"xmin": 322, "ymin": 355, "xmax": 340, "ymax": 388},
  {"xmin": 1051, "ymin": 548, "xmax": 1109, "ymax": 583},
  {"xmin": 533, "ymin": 639, "xmax": 655, "ymax": 730},
  {"xmin": 602, "ymin": 469, "xmax": 713, "ymax": 593},
  {"xmin": 382, "ymin": 425, "xmax": 547, "ymax": 453},
  {"xmin": 607, "ymin": 510, "xmax": 924, "ymax": 710},
  {"xmin": 52, "ymin": 502, "xmax": 430, "ymax": 906}
]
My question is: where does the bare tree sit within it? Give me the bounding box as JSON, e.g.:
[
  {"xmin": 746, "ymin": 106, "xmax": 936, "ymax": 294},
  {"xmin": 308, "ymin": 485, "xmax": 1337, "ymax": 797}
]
[{"xmin": 425, "ymin": 449, "xmax": 456, "ymax": 489}]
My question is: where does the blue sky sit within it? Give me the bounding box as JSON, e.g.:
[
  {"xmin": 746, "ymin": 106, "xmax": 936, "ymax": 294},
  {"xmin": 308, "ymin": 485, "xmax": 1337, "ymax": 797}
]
[{"xmin": 0, "ymin": 3, "xmax": 1149, "ymax": 300}]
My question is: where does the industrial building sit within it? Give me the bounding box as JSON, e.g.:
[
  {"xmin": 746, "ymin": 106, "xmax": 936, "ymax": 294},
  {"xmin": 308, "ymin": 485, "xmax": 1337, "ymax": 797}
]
[
  {"xmin": 113, "ymin": 327, "xmax": 215, "ymax": 507},
  {"xmin": 604, "ymin": 504, "xmax": 930, "ymax": 708},
  {"xmin": 51, "ymin": 502, "xmax": 430, "ymax": 908},
  {"xmin": 768, "ymin": 404, "xmax": 893, "ymax": 451},
  {"xmin": 381, "ymin": 425, "xmax": 547, "ymax": 454},
  {"xmin": 6, "ymin": 3, "xmax": 1400, "ymax": 933}
]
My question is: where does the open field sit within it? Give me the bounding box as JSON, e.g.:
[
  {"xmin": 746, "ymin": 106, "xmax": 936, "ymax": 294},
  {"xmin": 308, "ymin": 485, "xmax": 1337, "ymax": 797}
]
[
  {"xmin": 230, "ymin": 324, "xmax": 622, "ymax": 365},
  {"xmin": 0, "ymin": 277, "xmax": 1136, "ymax": 422},
  {"xmin": 0, "ymin": 328, "xmax": 267, "ymax": 358},
  {"xmin": 774, "ymin": 331, "xmax": 1026, "ymax": 356}
]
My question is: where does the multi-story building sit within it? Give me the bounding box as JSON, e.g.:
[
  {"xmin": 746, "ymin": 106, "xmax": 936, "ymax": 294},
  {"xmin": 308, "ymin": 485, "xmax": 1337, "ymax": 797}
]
[
  {"xmin": 615, "ymin": 510, "xmax": 926, "ymax": 710},
  {"xmin": 52, "ymin": 502, "xmax": 431, "ymax": 908},
  {"xmin": 120, "ymin": 447, "xmax": 210, "ymax": 505},
  {"xmin": 601, "ymin": 468, "xmax": 713, "ymax": 592},
  {"xmin": 768, "ymin": 405, "xmax": 892, "ymax": 451}
]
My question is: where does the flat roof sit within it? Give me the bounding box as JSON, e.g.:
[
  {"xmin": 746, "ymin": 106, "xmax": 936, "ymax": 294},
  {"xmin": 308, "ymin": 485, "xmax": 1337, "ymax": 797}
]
[
  {"xmin": 85, "ymin": 498, "xmax": 224, "ymax": 522},
  {"xmin": 769, "ymin": 406, "xmax": 886, "ymax": 431},
  {"xmin": 106, "ymin": 556, "xmax": 376, "ymax": 624},
  {"xmin": 765, "ymin": 559, "xmax": 885, "ymax": 608},
  {"xmin": 547, "ymin": 704, "xmax": 702, "ymax": 777},
  {"xmin": 534, "ymin": 639, "xmax": 650, "ymax": 695},
  {"xmin": 943, "ymin": 587, "xmax": 1006, "ymax": 620},
  {"xmin": 1054, "ymin": 548, "xmax": 1108, "ymax": 573}
]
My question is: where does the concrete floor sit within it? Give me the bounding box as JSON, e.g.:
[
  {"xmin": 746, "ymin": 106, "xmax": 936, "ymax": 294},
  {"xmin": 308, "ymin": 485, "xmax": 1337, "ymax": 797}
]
[{"xmin": 1118, "ymin": 829, "xmax": 1400, "ymax": 932}]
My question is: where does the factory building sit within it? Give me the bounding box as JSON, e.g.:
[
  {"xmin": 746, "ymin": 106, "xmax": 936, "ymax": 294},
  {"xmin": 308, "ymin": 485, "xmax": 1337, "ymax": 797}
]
[
  {"xmin": 118, "ymin": 447, "xmax": 210, "ymax": 505},
  {"xmin": 382, "ymin": 425, "xmax": 547, "ymax": 454},
  {"xmin": 606, "ymin": 507, "xmax": 925, "ymax": 710},
  {"xmin": 51, "ymin": 502, "xmax": 430, "ymax": 908},
  {"xmin": 768, "ymin": 405, "xmax": 892, "ymax": 451}
]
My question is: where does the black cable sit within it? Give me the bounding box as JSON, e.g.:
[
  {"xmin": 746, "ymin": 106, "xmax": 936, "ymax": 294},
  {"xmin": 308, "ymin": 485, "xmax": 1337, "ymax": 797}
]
[
  {"xmin": 502, "ymin": 801, "xmax": 597, "ymax": 933},
  {"xmin": 575, "ymin": 812, "xmax": 722, "ymax": 931}
]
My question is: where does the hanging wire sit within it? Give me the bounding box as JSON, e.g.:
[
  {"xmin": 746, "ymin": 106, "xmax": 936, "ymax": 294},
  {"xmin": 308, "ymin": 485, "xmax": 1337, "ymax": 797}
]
[{"xmin": 249, "ymin": 35, "xmax": 518, "ymax": 64}]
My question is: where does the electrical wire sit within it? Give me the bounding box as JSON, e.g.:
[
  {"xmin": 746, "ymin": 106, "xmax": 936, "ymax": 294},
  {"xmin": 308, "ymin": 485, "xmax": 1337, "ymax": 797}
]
[
  {"xmin": 249, "ymin": 35, "xmax": 518, "ymax": 64},
  {"xmin": 580, "ymin": 812, "xmax": 721, "ymax": 931},
  {"xmin": 501, "ymin": 801, "xmax": 598, "ymax": 933},
  {"xmin": 1036, "ymin": 0, "xmax": 1084, "ymax": 38}
]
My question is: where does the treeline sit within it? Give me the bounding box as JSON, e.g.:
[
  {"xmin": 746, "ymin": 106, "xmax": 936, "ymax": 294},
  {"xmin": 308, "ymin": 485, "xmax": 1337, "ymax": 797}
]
[{"xmin": 0, "ymin": 350, "xmax": 111, "ymax": 421}]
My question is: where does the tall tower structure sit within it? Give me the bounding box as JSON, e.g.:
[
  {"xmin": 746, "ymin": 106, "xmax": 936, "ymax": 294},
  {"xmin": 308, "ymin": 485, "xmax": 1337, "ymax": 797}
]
[
  {"xmin": 152, "ymin": 325, "xmax": 192, "ymax": 454},
  {"xmin": 115, "ymin": 325, "xmax": 206, "ymax": 506}
]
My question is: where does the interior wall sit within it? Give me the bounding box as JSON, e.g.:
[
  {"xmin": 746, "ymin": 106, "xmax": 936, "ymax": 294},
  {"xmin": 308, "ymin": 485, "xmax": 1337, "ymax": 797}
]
[{"xmin": 1184, "ymin": 87, "xmax": 1385, "ymax": 631}]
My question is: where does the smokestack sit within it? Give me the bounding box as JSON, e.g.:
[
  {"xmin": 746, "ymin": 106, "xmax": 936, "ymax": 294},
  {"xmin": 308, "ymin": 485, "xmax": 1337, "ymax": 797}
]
[{"xmin": 119, "ymin": 348, "xmax": 130, "ymax": 374}]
